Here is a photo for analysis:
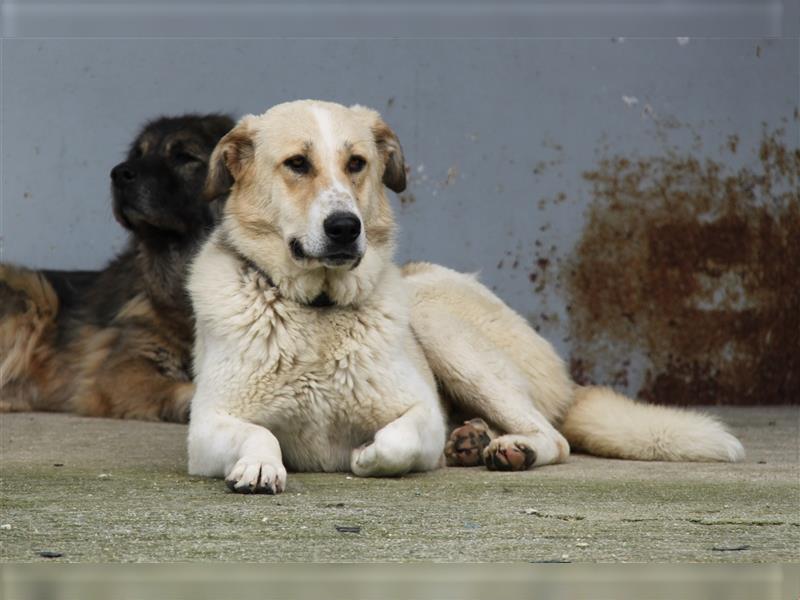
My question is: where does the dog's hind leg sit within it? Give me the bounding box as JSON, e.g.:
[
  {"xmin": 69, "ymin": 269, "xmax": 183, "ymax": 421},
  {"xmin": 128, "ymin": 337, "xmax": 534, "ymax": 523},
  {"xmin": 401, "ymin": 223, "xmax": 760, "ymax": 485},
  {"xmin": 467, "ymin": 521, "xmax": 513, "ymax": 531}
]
[
  {"xmin": 69, "ymin": 330, "xmax": 194, "ymax": 423},
  {"xmin": 405, "ymin": 262, "xmax": 744, "ymax": 466},
  {"xmin": 422, "ymin": 310, "xmax": 569, "ymax": 471},
  {"xmin": 413, "ymin": 304, "xmax": 570, "ymax": 469},
  {"xmin": 404, "ymin": 263, "xmax": 572, "ymax": 469},
  {"xmin": 74, "ymin": 364, "xmax": 194, "ymax": 423}
]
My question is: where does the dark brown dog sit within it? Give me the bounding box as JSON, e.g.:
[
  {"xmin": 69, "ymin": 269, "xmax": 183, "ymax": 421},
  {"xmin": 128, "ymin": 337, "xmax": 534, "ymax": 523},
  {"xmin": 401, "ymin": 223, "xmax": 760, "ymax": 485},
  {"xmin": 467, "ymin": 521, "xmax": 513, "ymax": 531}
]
[{"xmin": 0, "ymin": 114, "xmax": 233, "ymax": 421}]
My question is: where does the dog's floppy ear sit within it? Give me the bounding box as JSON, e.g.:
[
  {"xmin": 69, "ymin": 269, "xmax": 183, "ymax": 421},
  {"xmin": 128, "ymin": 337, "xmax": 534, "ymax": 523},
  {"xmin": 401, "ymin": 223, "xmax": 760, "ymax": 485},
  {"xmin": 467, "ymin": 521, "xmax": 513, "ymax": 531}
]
[
  {"xmin": 203, "ymin": 117, "xmax": 255, "ymax": 202},
  {"xmin": 350, "ymin": 105, "xmax": 406, "ymax": 193}
]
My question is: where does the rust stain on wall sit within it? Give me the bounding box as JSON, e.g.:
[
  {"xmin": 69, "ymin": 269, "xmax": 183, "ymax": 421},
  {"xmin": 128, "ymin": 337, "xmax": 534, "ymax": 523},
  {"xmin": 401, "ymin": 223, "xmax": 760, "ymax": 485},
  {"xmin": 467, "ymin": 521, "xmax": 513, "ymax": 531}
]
[{"xmin": 566, "ymin": 127, "xmax": 799, "ymax": 405}]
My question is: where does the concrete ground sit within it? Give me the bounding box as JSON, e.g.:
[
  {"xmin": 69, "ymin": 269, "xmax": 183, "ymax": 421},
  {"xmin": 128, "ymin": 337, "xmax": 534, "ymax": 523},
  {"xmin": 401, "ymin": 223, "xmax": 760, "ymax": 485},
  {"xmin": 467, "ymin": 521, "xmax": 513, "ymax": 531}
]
[{"xmin": 0, "ymin": 407, "xmax": 797, "ymax": 563}]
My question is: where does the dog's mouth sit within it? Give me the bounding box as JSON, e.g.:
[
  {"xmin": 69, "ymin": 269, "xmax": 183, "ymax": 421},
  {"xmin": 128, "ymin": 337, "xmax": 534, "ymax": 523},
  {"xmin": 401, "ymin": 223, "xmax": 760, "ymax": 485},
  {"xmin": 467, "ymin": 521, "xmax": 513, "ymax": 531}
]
[
  {"xmin": 112, "ymin": 196, "xmax": 137, "ymax": 230},
  {"xmin": 115, "ymin": 203, "xmax": 163, "ymax": 232},
  {"xmin": 120, "ymin": 205, "xmax": 147, "ymax": 229},
  {"xmin": 321, "ymin": 252, "xmax": 361, "ymax": 268},
  {"xmin": 289, "ymin": 238, "xmax": 362, "ymax": 268},
  {"xmin": 113, "ymin": 193, "xmax": 189, "ymax": 236}
]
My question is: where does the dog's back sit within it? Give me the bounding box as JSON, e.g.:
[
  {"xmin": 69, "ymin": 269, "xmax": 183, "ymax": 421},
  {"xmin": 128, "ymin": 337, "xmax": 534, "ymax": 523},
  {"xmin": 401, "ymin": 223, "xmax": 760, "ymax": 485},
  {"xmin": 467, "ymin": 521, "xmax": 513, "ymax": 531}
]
[
  {"xmin": 0, "ymin": 265, "xmax": 61, "ymax": 411},
  {"xmin": 0, "ymin": 251, "xmax": 143, "ymax": 411}
]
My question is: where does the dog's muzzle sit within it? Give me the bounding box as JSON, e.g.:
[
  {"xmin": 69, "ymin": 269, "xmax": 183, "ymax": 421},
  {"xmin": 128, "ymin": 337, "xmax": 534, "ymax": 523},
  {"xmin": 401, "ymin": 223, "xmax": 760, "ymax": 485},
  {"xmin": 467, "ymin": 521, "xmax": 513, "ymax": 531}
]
[
  {"xmin": 290, "ymin": 210, "xmax": 364, "ymax": 268},
  {"xmin": 110, "ymin": 160, "xmax": 140, "ymax": 228},
  {"xmin": 320, "ymin": 211, "xmax": 362, "ymax": 265}
]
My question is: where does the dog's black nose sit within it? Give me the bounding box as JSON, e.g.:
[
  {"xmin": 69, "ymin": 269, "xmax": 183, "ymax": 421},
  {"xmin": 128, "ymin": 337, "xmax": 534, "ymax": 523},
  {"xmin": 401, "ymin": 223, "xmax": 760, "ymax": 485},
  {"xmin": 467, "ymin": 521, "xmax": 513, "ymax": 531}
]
[
  {"xmin": 111, "ymin": 162, "xmax": 137, "ymax": 186},
  {"xmin": 323, "ymin": 212, "xmax": 361, "ymax": 245}
]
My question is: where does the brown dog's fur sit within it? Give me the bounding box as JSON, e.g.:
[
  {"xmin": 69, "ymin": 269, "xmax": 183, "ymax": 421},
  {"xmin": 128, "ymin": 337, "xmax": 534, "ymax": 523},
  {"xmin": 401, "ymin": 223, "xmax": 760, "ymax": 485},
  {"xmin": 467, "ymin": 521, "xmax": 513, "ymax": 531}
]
[{"xmin": 0, "ymin": 114, "xmax": 233, "ymax": 421}]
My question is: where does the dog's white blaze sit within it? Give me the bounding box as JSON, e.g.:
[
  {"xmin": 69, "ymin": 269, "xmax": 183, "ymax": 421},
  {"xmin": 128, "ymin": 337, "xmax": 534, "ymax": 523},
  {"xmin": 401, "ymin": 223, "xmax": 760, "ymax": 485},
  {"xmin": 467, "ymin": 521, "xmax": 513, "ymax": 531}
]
[
  {"xmin": 304, "ymin": 104, "xmax": 364, "ymax": 256},
  {"xmin": 304, "ymin": 188, "xmax": 365, "ymax": 257},
  {"xmin": 311, "ymin": 105, "xmax": 351, "ymax": 196},
  {"xmin": 311, "ymin": 105, "xmax": 335, "ymax": 153}
]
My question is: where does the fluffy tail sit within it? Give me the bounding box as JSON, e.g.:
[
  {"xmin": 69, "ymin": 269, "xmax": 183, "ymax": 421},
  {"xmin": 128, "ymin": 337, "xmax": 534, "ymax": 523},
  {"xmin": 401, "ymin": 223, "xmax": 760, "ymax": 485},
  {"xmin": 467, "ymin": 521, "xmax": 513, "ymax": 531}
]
[
  {"xmin": 561, "ymin": 386, "xmax": 745, "ymax": 462},
  {"xmin": 0, "ymin": 265, "xmax": 59, "ymax": 410}
]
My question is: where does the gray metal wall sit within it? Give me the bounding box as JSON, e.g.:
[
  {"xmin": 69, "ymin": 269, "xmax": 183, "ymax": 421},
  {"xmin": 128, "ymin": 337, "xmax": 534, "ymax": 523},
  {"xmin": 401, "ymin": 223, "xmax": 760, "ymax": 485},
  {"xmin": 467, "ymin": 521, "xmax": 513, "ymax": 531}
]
[{"xmin": 1, "ymin": 7, "xmax": 797, "ymax": 403}]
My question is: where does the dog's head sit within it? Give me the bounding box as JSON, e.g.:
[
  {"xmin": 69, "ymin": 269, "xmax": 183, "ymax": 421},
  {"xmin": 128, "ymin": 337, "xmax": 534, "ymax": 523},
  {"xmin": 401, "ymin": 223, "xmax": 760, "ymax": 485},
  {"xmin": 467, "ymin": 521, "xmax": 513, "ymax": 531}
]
[
  {"xmin": 111, "ymin": 114, "xmax": 234, "ymax": 243},
  {"xmin": 205, "ymin": 100, "xmax": 406, "ymax": 305}
]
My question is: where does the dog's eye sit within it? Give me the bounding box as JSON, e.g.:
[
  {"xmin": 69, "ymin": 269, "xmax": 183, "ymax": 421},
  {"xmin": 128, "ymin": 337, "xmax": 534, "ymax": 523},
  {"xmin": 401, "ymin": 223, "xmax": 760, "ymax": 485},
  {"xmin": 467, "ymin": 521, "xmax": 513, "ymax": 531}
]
[
  {"xmin": 132, "ymin": 147, "xmax": 144, "ymax": 159},
  {"xmin": 173, "ymin": 151, "xmax": 200, "ymax": 165},
  {"xmin": 347, "ymin": 156, "xmax": 366, "ymax": 174},
  {"xmin": 284, "ymin": 155, "xmax": 311, "ymax": 175}
]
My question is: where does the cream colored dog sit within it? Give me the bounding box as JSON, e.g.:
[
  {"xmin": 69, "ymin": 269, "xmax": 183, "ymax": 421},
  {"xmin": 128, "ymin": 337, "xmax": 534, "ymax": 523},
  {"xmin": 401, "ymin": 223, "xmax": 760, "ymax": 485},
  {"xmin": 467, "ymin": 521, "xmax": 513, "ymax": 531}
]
[{"xmin": 187, "ymin": 100, "xmax": 744, "ymax": 494}]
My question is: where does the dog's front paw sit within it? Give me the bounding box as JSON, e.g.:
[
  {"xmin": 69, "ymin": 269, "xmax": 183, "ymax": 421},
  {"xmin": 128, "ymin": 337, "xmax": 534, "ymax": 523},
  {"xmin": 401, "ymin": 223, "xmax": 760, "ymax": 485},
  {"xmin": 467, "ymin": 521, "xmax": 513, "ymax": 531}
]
[
  {"xmin": 225, "ymin": 456, "xmax": 287, "ymax": 494},
  {"xmin": 483, "ymin": 435, "xmax": 537, "ymax": 471},
  {"xmin": 350, "ymin": 435, "xmax": 415, "ymax": 477},
  {"xmin": 445, "ymin": 418, "xmax": 493, "ymax": 467}
]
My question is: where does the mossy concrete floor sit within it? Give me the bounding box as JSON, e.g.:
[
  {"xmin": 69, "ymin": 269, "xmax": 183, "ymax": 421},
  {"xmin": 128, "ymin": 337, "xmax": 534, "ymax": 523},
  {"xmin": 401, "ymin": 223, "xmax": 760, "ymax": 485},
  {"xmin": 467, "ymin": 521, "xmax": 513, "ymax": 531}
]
[{"xmin": 0, "ymin": 407, "xmax": 797, "ymax": 563}]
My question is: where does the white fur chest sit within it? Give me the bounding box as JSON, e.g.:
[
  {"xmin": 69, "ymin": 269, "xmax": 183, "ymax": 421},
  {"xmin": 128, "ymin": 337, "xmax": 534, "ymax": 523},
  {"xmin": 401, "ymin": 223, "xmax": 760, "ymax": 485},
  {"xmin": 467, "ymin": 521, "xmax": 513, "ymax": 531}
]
[{"xmin": 190, "ymin": 243, "xmax": 422, "ymax": 472}]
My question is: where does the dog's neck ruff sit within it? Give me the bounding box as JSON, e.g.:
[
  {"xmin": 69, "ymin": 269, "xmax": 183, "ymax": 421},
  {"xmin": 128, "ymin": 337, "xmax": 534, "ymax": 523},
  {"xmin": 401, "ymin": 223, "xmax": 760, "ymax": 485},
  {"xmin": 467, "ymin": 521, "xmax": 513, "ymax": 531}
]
[{"xmin": 217, "ymin": 232, "xmax": 335, "ymax": 309}]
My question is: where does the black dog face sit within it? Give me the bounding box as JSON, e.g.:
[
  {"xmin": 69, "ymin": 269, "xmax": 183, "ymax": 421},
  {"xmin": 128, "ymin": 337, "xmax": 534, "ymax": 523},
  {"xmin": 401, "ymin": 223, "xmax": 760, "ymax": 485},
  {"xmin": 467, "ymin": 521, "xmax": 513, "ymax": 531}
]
[{"xmin": 111, "ymin": 114, "xmax": 234, "ymax": 244}]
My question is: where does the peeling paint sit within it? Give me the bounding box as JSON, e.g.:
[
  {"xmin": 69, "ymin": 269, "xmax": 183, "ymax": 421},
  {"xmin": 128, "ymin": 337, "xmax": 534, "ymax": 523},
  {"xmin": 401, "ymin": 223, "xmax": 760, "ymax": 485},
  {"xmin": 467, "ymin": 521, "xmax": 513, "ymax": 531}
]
[
  {"xmin": 443, "ymin": 166, "xmax": 459, "ymax": 187},
  {"xmin": 399, "ymin": 193, "xmax": 416, "ymax": 206},
  {"xmin": 727, "ymin": 134, "xmax": 739, "ymax": 154}
]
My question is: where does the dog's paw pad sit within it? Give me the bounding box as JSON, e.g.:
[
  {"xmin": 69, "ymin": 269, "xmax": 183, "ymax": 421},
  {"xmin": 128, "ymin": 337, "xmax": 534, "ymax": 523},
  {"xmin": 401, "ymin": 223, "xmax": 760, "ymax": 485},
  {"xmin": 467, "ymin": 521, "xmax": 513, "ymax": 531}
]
[
  {"xmin": 445, "ymin": 418, "xmax": 493, "ymax": 467},
  {"xmin": 225, "ymin": 457, "xmax": 286, "ymax": 494},
  {"xmin": 484, "ymin": 437, "xmax": 537, "ymax": 471}
]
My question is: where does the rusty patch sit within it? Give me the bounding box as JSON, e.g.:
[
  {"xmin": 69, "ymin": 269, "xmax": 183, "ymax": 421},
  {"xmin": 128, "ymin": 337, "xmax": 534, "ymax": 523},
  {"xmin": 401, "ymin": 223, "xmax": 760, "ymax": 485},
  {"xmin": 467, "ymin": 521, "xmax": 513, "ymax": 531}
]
[
  {"xmin": 727, "ymin": 134, "xmax": 739, "ymax": 154},
  {"xmin": 439, "ymin": 166, "xmax": 459, "ymax": 188},
  {"xmin": 566, "ymin": 127, "xmax": 799, "ymax": 405},
  {"xmin": 399, "ymin": 193, "xmax": 416, "ymax": 206}
]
